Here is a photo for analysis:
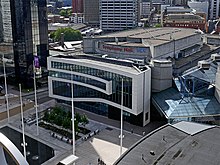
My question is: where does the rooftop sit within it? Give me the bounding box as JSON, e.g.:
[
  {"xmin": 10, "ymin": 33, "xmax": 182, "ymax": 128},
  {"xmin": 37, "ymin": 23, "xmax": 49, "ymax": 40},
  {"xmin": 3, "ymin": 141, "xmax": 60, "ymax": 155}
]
[
  {"xmin": 49, "ymin": 55, "xmax": 149, "ymax": 75},
  {"xmin": 98, "ymin": 28, "xmax": 197, "ymax": 40},
  {"xmin": 114, "ymin": 122, "xmax": 220, "ymax": 165},
  {"xmin": 152, "ymin": 87, "xmax": 220, "ymax": 119}
]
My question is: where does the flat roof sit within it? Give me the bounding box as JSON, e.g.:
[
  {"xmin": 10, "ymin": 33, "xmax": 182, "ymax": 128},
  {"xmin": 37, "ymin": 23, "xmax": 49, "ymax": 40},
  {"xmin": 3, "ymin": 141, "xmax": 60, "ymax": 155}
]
[
  {"xmin": 50, "ymin": 55, "xmax": 148, "ymax": 75},
  {"xmin": 97, "ymin": 28, "xmax": 198, "ymax": 47},
  {"xmin": 207, "ymin": 35, "xmax": 220, "ymax": 39},
  {"xmin": 73, "ymin": 58, "xmax": 142, "ymax": 74},
  {"xmin": 99, "ymin": 27, "xmax": 197, "ymax": 40},
  {"xmin": 173, "ymin": 121, "xmax": 215, "ymax": 135},
  {"xmin": 114, "ymin": 122, "xmax": 220, "ymax": 165}
]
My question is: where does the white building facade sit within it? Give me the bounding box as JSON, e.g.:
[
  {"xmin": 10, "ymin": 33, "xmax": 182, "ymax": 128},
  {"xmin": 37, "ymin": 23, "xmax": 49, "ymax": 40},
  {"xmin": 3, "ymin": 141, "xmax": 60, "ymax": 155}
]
[{"xmin": 48, "ymin": 55, "xmax": 151, "ymax": 126}]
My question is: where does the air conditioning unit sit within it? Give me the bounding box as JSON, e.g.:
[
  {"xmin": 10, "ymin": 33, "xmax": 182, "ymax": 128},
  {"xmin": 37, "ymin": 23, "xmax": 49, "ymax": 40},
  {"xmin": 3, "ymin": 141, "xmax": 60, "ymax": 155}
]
[
  {"xmin": 198, "ymin": 60, "xmax": 210, "ymax": 69},
  {"xmin": 211, "ymin": 53, "xmax": 220, "ymax": 62}
]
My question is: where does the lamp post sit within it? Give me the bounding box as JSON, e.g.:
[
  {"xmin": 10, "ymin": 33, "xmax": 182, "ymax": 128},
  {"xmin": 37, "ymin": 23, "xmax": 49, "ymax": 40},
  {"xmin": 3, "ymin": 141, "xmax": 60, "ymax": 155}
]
[
  {"xmin": 19, "ymin": 84, "xmax": 27, "ymax": 159},
  {"xmin": 2, "ymin": 53, "xmax": 10, "ymax": 123},
  {"xmin": 120, "ymin": 78, "xmax": 124, "ymax": 156},
  {"xmin": 33, "ymin": 59, "xmax": 39, "ymax": 135},
  {"xmin": 71, "ymin": 69, "xmax": 75, "ymax": 158}
]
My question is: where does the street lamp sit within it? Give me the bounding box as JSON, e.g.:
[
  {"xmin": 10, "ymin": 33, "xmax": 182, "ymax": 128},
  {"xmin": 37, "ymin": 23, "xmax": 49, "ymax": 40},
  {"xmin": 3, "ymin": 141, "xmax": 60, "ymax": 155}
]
[
  {"xmin": 71, "ymin": 69, "xmax": 75, "ymax": 157},
  {"xmin": 33, "ymin": 58, "xmax": 39, "ymax": 135},
  {"xmin": 2, "ymin": 53, "xmax": 10, "ymax": 123},
  {"xmin": 19, "ymin": 84, "xmax": 27, "ymax": 159},
  {"xmin": 120, "ymin": 78, "xmax": 124, "ymax": 156}
]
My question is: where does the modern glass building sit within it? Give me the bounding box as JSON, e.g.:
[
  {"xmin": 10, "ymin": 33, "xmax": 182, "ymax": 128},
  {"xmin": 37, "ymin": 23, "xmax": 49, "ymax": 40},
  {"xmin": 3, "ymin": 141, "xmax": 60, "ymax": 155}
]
[
  {"xmin": 48, "ymin": 55, "xmax": 151, "ymax": 126},
  {"xmin": 0, "ymin": 0, "xmax": 48, "ymax": 85}
]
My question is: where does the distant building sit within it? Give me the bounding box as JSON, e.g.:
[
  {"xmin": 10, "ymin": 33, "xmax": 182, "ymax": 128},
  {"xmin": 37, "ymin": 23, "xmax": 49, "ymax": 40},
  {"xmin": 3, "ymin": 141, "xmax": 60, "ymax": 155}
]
[
  {"xmin": 152, "ymin": 0, "xmax": 187, "ymax": 6},
  {"xmin": 63, "ymin": 0, "xmax": 72, "ymax": 6},
  {"xmin": 83, "ymin": 0, "xmax": 99, "ymax": 26},
  {"xmin": 0, "ymin": 0, "xmax": 12, "ymax": 42},
  {"xmin": 72, "ymin": 0, "xmax": 83, "ymax": 13},
  {"xmin": 188, "ymin": 0, "xmax": 209, "ymax": 20},
  {"xmin": 215, "ymin": 19, "xmax": 220, "ymax": 33},
  {"xmin": 100, "ymin": 0, "xmax": 139, "ymax": 31},
  {"xmin": 163, "ymin": 13, "xmax": 206, "ymax": 30},
  {"xmin": 210, "ymin": 0, "xmax": 220, "ymax": 19},
  {"xmin": 140, "ymin": 0, "xmax": 152, "ymax": 18},
  {"xmin": 70, "ymin": 13, "xmax": 84, "ymax": 23},
  {"xmin": 48, "ymin": 14, "xmax": 65, "ymax": 23}
]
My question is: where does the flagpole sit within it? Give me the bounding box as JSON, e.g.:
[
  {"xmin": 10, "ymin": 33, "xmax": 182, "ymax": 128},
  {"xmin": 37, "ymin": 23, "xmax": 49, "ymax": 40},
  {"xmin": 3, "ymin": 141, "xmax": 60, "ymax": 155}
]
[
  {"xmin": 19, "ymin": 84, "xmax": 26, "ymax": 159},
  {"xmin": 33, "ymin": 59, "xmax": 39, "ymax": 135},
  {"xmin": 120, "ymin": 78, "xmax": 123, "ymax": 156},
  {"xmin": 2, "ymin": 54, "xmax": 10, "ymax": 123}
]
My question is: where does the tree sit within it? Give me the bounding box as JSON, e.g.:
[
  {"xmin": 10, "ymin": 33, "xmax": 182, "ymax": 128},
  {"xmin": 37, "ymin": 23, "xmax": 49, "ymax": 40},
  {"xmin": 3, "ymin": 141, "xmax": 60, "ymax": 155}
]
[
  {"xmin": 51, "ymin": 27, "xmax": 82, "ymax": 42},
  {"xmin": 43, "ymin": 111, "xmax": 49, "ymax": 122},
  {"xmin": 154, "ymin": 24, "xmax": 162, "ymax": 28},
  {"xmin": 62, "ymin": 117, "xmax": 71, "ymax": 129},
  {"xmin": 75, "ymin": 112, "xmax": 81, "ymax": 123},
  {"xmin": 59, "ymin": 10, "xmax": 67, "ymax": 17},
  {"xmin": 59, "ymin": 9, "xmax": 72, "ymax": 17},
  {"xmin": 81, "ymin": 114, "xmax": 89, "ymax": 128}
]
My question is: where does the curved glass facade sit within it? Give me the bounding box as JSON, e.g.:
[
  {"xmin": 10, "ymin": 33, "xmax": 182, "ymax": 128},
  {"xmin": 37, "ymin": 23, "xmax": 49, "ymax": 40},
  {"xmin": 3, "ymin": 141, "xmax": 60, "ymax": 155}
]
[
  {"xmin": 50, "ymin": 71, "xmax": 106, "ymax": 90},
  {"xmin": 50, "ymin": 61, "xmax": 132, "ymax": 109}
]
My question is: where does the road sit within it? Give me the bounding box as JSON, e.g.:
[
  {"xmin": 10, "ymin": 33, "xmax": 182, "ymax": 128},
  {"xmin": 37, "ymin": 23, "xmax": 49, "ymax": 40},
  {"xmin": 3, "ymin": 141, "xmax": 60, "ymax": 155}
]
[{"xmin": 23, "ymin": 89, "xmax": 52, "ymax": 104}]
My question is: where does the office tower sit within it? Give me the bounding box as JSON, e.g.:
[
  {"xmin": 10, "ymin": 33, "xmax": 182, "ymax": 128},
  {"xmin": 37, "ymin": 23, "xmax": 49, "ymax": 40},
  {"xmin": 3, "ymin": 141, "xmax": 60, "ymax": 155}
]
[
  {"xmin": 84, "ymin": 0, "xmax": 99, "ymax": 26},
  {"xmin": 141, "ymin": 0, "xmax": 152, "ymax": 18},
  {"xmin": 210, "ymin": 0, "xmax": 220, "ymax": 19},
  {"xmin": 0, "ymin": 0, "xmax": 12, "ymax": 42},
  {"xmin": 72, "ymin": 0, "xmax": 83, "ymax": 13},
  {"xmin": 188, "ymin": 0, "xmax": 209, "ymax": 20},
  {"xmin": 100, "ymin": 0, "xmax": 139, "ymax": 31},
  {"xmin": 1, "ymin": 0, "xmax": 48, "ymax": 86}
]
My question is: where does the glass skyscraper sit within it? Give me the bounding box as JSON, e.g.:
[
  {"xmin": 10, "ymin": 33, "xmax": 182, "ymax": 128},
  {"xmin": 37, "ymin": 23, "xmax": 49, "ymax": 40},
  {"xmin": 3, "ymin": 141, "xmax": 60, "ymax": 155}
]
[{"xmin": 0, "ymin": 0, "xmax": 48, "ymax": 86}]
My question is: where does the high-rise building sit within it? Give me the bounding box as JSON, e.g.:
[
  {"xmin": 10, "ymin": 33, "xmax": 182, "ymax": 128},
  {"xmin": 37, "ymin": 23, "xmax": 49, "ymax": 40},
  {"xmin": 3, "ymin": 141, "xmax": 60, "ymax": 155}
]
[
  {"xmin": 100, "ymin": 0, "xmax": 139, "ymax": 31},
  {"xmin": 0, "ymin": 0, "xmax": 12, "ymax": 43},
  {"xmin": 72, "ymin": 0, "xmax": 83, "ymax": 13},
  {"xmin": 188, "ymin": 0, "xmax": 209, "ymax": 20},
  {"xmin": 84, "ymin": 0, "xmax": 99, "ymax": 26},
  {"xmin": 210, "ymin": 0, "xmax": 220, "ymax": 19},
  {"xmin": 0, "ymin": 0, "xmax": 48, "ymax": 86},
  {"xmin": 140, "ymin": 0, "xmax": 152, "ymax": 18}
]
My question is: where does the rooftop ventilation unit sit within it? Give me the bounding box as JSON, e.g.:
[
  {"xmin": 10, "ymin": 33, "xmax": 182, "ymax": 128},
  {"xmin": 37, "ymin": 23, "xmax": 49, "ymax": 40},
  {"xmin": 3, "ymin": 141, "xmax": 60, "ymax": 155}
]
[
  {"xmin": 211, "ymin": 53, "xmax": 220, "ymax": 62},
  {"xmin": 198, "ymin": 60, "xmax": 210, "ymax": 69}
]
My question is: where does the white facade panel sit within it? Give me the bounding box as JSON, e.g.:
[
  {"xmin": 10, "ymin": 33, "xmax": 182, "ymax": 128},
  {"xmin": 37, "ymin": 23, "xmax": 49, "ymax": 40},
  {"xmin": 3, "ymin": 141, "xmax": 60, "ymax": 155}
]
[{"xmin": 48, "ymin": 56, "xmax": 151, "ymax": 123}]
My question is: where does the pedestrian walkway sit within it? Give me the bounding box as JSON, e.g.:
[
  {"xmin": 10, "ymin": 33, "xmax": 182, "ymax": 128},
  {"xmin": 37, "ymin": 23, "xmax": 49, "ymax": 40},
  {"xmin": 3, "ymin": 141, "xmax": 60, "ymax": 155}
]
[
  {"xmin": 0, "ymin": 85, "xmax": 166, "ymax": 165},
  {"xmin": 75, "ymin": 108, "xmax": 166, "ymax": 136},
  {"xmin": 0, "ymin": 103, "xmax": 142, "ymax": 165}
]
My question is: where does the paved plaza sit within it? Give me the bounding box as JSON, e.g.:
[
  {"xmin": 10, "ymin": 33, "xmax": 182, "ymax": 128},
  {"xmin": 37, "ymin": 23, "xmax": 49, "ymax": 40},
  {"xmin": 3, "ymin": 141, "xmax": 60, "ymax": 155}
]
[
  {"xmin": 0, "ymin": 105, "xmax": 142, "ymax": 165},
  {"xmin": 0, "ymin": 86, "xmax": 166, "ymax": 165}
]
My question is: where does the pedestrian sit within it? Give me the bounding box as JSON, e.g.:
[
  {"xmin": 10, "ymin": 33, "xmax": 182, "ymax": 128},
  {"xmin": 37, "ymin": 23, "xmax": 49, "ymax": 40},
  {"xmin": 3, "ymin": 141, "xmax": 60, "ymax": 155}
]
[
  {"xmin": 131, "ymin": 129, "xmax": 133, "ymax": 133},
  {"xmin": 142, "ymin": 131, "xmax": 145, "ymax": 136}
]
